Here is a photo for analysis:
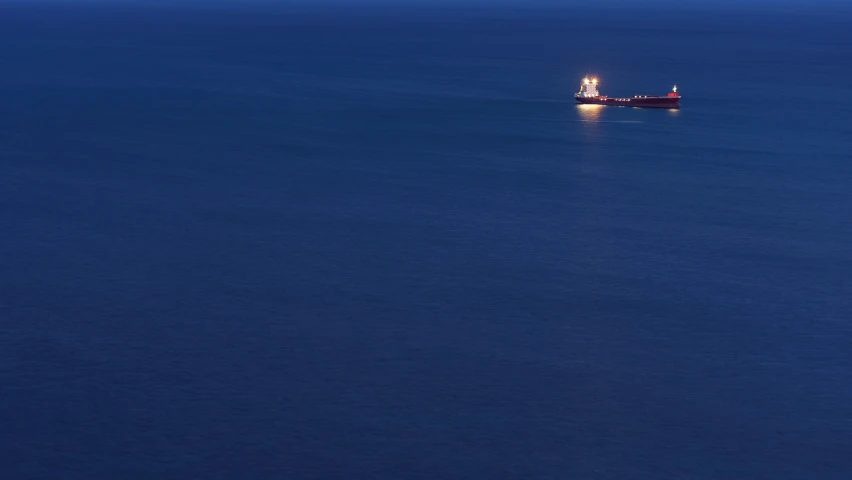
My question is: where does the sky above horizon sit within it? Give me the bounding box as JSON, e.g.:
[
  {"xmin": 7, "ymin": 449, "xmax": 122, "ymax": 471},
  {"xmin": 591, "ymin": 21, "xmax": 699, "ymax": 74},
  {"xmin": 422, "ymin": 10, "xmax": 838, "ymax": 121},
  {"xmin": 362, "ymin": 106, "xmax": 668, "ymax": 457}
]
[{"xmin": 3, "ymin": 0, "xmax": 850, "ymax": 6}]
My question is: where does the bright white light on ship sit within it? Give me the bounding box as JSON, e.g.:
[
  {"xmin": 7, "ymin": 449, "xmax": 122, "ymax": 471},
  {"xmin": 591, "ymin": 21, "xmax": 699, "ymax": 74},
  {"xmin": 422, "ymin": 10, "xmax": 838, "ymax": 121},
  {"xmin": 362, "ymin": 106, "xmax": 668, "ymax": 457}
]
[
  {"xmin": 583, "ymin": 78, "xmax": 590, "ymax": 84},
  {"xmin": 673, "ymin": 85, "xmax": 677, "ymax": 92},
  {"xmin": 592, "ymin": 78, "xmax": 598, "ymax": 84}
]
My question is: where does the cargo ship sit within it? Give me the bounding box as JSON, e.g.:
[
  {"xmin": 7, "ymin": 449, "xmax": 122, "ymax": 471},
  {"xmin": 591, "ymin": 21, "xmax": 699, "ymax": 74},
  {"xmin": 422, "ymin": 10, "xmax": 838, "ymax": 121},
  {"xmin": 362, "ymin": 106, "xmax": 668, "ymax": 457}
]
[{"xmin": 574, "ymin": 78, "xmax": 680, "ymax": 108}]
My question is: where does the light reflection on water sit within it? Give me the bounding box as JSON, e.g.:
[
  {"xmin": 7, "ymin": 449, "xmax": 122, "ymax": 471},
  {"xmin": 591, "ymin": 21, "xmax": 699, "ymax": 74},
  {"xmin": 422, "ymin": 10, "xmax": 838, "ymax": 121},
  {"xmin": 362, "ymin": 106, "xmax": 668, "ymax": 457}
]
[
  {"xmin": 576, "ymin": 103, "xmax": 603, "ymax": 122},
  {"xmin": 575, "ymin": 103, "xmax": 679, "ymax": 124}
]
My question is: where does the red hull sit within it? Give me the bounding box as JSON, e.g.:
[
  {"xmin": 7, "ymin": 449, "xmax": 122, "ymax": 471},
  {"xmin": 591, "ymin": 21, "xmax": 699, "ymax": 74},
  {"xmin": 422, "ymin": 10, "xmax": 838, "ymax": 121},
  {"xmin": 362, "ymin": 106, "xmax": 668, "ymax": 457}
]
[{"xmin": 575, "ymin": 95, "xmax": 680, "ymax": 108}]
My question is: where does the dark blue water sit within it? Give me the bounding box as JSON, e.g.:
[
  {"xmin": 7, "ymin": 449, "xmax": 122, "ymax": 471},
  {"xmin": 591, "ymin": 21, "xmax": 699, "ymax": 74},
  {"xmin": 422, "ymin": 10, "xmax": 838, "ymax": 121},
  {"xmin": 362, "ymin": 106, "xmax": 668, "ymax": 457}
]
[{"xmin": 2, "ymin": 3, "xmax": 852, "ymax": 478}]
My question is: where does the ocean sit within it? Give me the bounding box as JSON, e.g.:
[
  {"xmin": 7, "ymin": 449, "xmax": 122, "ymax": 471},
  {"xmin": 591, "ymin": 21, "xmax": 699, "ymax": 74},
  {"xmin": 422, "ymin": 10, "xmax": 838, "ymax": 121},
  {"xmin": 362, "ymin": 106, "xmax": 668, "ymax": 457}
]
[{"xmin": 1, "ymin": 2, "xmax": 851, "ymax": 478}]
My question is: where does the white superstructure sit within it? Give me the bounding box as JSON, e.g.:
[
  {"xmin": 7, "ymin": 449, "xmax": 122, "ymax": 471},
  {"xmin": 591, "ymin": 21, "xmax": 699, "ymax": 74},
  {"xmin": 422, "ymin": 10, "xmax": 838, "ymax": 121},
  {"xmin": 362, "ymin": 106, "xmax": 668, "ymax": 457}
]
[{"xmin": 578, "ymin": 78, "xmax": 599, "ymax": 97}]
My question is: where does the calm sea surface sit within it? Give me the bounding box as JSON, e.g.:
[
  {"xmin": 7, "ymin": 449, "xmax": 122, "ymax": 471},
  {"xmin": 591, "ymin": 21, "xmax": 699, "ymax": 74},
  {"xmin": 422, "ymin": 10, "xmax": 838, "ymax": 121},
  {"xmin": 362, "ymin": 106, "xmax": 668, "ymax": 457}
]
[{"xmin": 2, "ymin": 3, "xmax": 852, "ymax": 479}]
